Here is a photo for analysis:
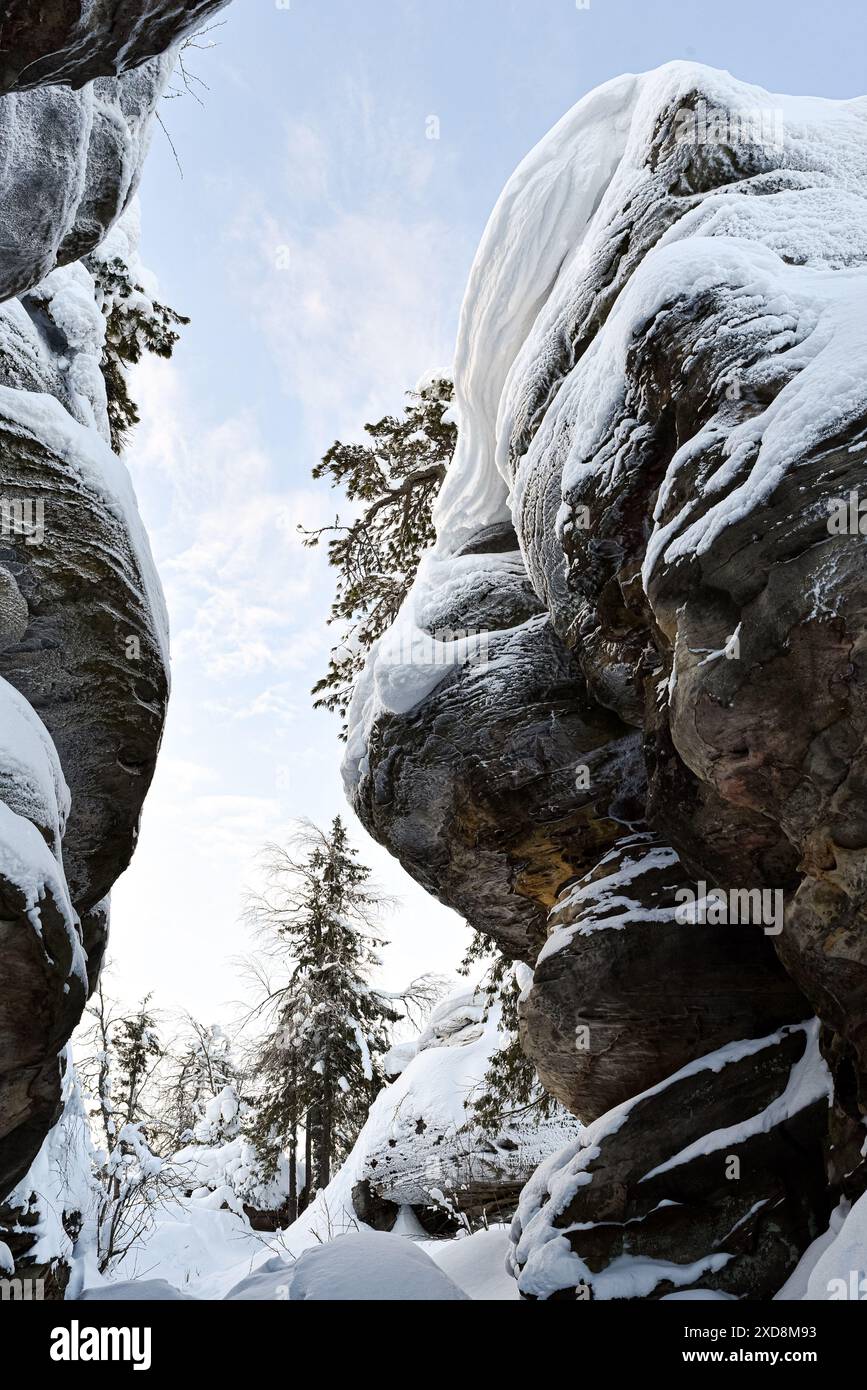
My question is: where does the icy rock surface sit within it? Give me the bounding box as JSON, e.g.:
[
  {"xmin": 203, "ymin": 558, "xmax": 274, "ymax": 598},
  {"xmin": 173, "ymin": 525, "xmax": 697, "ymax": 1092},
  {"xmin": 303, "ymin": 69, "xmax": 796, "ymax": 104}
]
[
  {"xmin": 0, "ymin": 57, "xmax": 175, "ymax": 303},
  {"xmin": 522, "ymin": 833, "xmax": 807, "ymax": 1120},
  {"xmin": 0, "ymin": 222, "xmax": 169, "ymax": 1250},
  {"xmin": 344, "ymin": 61, "xmax": 867, "ymax": 1296},
  {"xmin": 0, "ymin": 2, "xmax": 231, "ymax": 94},
  {"xmin": 0, "ymin": 1051, "xmax": 99, "ymax": 1299},
  {"xmin": 345, "ymin": 543, "xmax": 647, "ymax": 963}
]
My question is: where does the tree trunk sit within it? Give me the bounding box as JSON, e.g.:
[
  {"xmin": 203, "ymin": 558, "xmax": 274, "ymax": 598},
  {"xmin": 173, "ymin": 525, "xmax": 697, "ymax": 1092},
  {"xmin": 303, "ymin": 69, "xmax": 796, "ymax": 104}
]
[
  {"xmin": 317, "ymin": 1074, "xmax": 332, "ymax": 1190},
  {"xmin": 299, "ymin": 1110, "xmax": 314, "ymax": 1213},
  {"xmin": 288, "ymin": 1124, "xmax": 298, "ymax": 1225}
]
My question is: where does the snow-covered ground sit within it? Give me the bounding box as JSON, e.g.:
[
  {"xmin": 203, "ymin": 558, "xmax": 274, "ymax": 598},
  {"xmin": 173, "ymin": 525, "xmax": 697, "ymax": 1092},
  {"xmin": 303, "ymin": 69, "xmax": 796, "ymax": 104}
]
[
  {"xmin": 76, "ymin": 987, "xmax": 553, "ymax": 1300},
  {"xmin": 79, "ymin": 1178, "xmax": 867, "ymax": 1302},
  {"xmin": 71, "ymin": 1011, "xmax": 859, "ymax": 1301},
  {"xmin": 79, "ymin": 1201, "xmax": 518, "ymax": 1302},
  {"xmin": 62, "ymin": 990, "xmax": 859, "ymax": 1302}
]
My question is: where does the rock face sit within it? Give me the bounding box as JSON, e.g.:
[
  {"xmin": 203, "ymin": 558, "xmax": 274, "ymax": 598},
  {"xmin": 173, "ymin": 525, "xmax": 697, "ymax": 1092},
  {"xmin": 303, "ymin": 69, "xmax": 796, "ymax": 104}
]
[
  {"xmin": 522, "ymin": 833, "xmax": 808, "ymax": 1120},
  {"xmin": 0, "ymin": 1056, "xmax": 96, "ymax": 1297},
  {"xmin": 344, "ymin": 62, "xmax": 867, "ymax": 1296},
  {"xmin": 348, "ymin": 547, "xmax": 645, "ymax": 963},
  {"xmin": 0, "ymin": 227, "xmax": 169, "ymax": 1240},
  {"xmin": 509, "ymin": 1024, "xmax": 832, "ymax": 1301},
  {"xmin": 0, "ymin": 58, "xmax": 172, "ymax": 302},
  {"xmin": 0, "ymin": 0, "xmax": 232, "ymax": 303},
  {"xmin": 0, "ymin": 2, "xmax": 229, "ymax": 94},
  {"xmin": 0, "ymin": 2, "xmax": 225, "ymax": 1289}
]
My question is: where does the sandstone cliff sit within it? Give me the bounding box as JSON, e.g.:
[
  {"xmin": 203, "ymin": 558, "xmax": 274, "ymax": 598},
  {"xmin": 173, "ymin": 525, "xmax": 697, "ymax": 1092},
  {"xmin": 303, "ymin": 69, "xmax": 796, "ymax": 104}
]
[
  {"xmin": 344, "ymin": 61, "xmax": 867, "ymax": 1298},
  {"xmin": 0, "ymin": 0, "xmax": 229, "ymax": 1295}
]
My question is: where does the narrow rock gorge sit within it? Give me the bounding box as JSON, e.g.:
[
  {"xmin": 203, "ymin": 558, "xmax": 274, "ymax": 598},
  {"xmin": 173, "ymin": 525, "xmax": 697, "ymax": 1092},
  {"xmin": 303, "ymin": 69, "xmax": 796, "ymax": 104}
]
[
  {"xmin": 1, "ymin": 8, "xmax": 866, "ymax": 1303},
  {"xmin": 344, "ymin": 62, "xmax": 867, "ymax": 1298}
]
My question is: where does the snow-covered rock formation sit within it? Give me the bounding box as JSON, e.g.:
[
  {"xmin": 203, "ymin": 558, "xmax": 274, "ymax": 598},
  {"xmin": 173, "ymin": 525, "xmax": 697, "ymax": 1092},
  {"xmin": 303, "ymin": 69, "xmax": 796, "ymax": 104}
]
[
  {"xmin": 0, "ymin": 57, "xmax": 173, "ymax": 301},
  {"xmin": 353, "ymin": 989, "xmax": 580, "ymax": 1227},
  {"xmin": 0, "ymin": 2, "xmax": 227, "ymax": 93},
  {"xmin": 344, "ymin": 62, "xmax": 867, "ymax": 1297},
  {"xmin": 0, "ymin": 0, "xmax": 230, "ymax": 1296},
  {"xmin": 510, "ymin": 1022, "xmax": 831, "ymax": 1301},
  {"xmin": 0, "ymin": 1047, "xmax": 99, "ymax": 1299},
  {"xmin": 282, "ymin": 988, "xmax": 580, "ymax": 1239}
]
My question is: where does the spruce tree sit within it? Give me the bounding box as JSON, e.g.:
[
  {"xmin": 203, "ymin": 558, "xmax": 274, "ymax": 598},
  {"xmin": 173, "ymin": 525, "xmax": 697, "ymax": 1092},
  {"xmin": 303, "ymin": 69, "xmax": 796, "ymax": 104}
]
[
  {"xmin": 303, "ymin": 376, "xmax": 456, "ymax": 726},
  {"xmin": 459, "ymin": 932, "xmax": 558, "ymax": 1137},
  {"xmin": 85, "ymin": 252, "xmax": 190, "ymax": 452},
  {"xmin": 112, "ymin": 997, "xmax": 163, "ymax": 1135},
  {"xmin": 243, "ymin": 818, "xmax": 404, "ymax": 1213}
]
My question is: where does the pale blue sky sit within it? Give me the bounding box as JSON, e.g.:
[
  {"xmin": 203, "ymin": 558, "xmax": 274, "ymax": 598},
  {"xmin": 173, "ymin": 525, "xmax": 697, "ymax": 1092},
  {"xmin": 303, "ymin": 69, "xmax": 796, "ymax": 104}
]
[{"xmin": 111, "ymin": 0, "xmax": 867, "ymax": 1021}]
